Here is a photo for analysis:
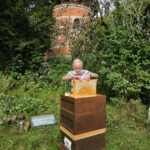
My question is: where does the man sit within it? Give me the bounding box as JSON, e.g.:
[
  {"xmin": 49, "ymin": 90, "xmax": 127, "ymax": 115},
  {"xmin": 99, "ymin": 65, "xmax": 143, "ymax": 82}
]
[{"xmin": 62, "ymin": 59, "xmax": 99, "ymax": 92}]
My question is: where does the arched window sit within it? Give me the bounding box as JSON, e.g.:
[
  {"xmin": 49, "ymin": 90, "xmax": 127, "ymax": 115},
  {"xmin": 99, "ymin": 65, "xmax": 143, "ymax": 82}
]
[{"xmin": 73, "ymin": 18, "xmax": 80, "ymax": 29}]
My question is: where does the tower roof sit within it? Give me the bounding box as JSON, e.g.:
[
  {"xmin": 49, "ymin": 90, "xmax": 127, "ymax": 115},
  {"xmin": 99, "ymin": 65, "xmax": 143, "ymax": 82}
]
[{"xmin": 51, "ymin": 0, "xmax": 98, "ymax": 8}]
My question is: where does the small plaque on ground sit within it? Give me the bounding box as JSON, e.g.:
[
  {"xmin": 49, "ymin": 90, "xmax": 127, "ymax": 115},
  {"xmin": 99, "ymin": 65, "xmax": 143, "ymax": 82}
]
[{"xmin": 31, "ymin": 114, "xmax": 56, "ymax": 127}]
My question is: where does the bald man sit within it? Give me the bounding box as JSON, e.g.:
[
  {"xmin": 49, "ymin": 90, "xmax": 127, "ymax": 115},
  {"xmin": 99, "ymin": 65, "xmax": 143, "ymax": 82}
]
[{"xmin": 62, "ymin": 59, "xmax": 99, "ymax": 92}]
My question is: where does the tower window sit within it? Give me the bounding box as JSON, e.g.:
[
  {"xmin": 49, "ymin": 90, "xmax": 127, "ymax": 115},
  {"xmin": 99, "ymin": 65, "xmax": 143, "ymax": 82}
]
[{"xmin": 73, "ymin": 18, "xmax": 80, "ymax": 29}]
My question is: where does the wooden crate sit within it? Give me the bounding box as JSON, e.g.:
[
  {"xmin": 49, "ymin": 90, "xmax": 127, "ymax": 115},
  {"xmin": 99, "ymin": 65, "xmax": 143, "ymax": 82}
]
[
  {"xmin": 60, "ymin": 94, "xmax": 106, "ymax": 135},
  {"xmin": 60, "ymin": 125, "xmax": 105, "ymax": 150}
]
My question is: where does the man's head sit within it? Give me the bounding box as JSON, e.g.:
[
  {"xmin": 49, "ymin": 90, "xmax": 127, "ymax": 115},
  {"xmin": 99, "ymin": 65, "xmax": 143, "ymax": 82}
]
[{"xmin": 72, "ymin": 59, "xmax": 83, "ymax": 75}]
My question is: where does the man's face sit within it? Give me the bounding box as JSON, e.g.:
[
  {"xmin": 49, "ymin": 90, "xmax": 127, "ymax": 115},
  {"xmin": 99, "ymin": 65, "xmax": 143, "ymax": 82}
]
[{"xmin": 73, "ymin": 62, "xmax": 82, "ymax": 75}]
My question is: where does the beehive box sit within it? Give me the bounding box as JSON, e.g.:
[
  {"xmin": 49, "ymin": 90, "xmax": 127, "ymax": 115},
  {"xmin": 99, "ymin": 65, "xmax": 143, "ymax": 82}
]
[
  {"xmin": 60, "ymin": 94, "xmax": 106, "ymax": 135},
  {"xmin": 60, "ymin": 125, "xmax": 105, "ymax": 150}
]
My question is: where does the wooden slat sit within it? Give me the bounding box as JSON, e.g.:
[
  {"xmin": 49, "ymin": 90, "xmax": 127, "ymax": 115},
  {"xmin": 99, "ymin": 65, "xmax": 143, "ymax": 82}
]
[
  {"xmin": 60, "ymin": 125, "xmax": 106, "ymax": 141},
  {"xmin": 61, "ymin": 95, "xmax": 74, "ymax": 103},
  {"xmin": 63, "ymin": 94, "xmax": 106, "ymax": 99},
  {"xmin": 61, "ymin": 99, "xmax": 74, "ymax": 113},
  {"xmin": 61, "ymin": 115, "xmax": 74, "ymax": 133},
  {"xmin": 61, "ymin": 108, "xmax": 74, "ymax": 120}
]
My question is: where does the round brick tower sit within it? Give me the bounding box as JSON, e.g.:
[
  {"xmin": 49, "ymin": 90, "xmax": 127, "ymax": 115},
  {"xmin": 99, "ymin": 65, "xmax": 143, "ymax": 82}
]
[{"xmin": 44, "ymin": 0, "xmax": 94, "ymax": 60}]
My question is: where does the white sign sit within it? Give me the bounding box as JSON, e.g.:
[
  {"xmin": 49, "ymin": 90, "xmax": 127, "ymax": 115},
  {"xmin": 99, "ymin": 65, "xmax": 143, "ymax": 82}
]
[
  {"xmin": 148, "ymin": 107, "xmax": 150, "ymax": 120},
  {"xmin": 31, "ymin": 114, "xmax": 56, "ymax": 127},
  {"xmin": 65, "ymin": 93, "xmax": 69, "ymax": 96},
  {"xmin": 64, "ymin": 136, "xmax": 72, "ymax": 150}
]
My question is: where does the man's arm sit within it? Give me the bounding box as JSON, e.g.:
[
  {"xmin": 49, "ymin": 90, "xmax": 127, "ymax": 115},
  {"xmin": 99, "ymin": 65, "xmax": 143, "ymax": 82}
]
[
  {"xmin": 90, "ymin": 73, "xmax": 99, "ymax": 78},
  {"xmin": 62, "ymin": 75, "xmax": 81, "ymax": 81},
  {"xmin": 84, "ymin": 73, "xmax": 99, "ymax": 80},
  {"xmin": 62, "ymin": 75, "xmax": 74, "ymax": 81}
]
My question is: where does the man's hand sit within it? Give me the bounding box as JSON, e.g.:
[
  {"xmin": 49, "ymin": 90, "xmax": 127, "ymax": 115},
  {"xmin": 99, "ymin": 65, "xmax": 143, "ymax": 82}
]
[
  {"xmin": 84, "ymin": 73, "xmax": 90, "ymax": 81},
  {"xmin": 74, "ymin": 75, "xmax": 82, "ymax": 81}
]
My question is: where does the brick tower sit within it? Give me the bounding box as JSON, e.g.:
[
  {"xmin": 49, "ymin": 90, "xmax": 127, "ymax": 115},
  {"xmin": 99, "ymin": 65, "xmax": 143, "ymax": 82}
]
[{"xmin": 44, "ymin": 0, "xmax": 95, "ymax": 60}]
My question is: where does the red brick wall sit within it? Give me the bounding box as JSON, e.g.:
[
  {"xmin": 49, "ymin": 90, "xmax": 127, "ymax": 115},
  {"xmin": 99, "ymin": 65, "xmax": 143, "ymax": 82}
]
[{"xmin": 43, "ymin": 3, "xmax": 91, "ymax": 60}]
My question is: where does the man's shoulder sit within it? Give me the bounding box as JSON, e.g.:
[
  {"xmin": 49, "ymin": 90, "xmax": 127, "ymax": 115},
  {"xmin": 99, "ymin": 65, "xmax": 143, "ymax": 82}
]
[{"xmin": 81, "ymin": 70, "xmax": 90, "ymax": 74}]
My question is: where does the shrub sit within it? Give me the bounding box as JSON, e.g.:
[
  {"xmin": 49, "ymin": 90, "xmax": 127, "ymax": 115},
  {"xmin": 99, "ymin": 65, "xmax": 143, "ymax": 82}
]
[{"xmin": 0, "ymin": 95, "xmax": 51, "ymax": 118}]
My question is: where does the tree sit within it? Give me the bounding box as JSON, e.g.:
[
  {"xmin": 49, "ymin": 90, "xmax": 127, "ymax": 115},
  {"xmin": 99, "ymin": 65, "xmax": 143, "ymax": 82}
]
[
  {"xmin": 0, "ymin": 0, "xmax": 55, "ymax": 75},
  {"xmin": 70, "ymin": 0, "xmax": 150, "ymax": 104}
]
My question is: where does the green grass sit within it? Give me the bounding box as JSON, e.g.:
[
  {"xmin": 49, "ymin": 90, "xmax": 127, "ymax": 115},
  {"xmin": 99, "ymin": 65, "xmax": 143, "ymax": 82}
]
[
  {"xmin": 0, "ymin": 80, "xmax": 150, "ymax": 150},
  {"xmin": 0, "ymin": 125, "xmax": 60, "ymax": 150},
  {"xmin": 106, "ymin": 127, "xmax": 150, "ymax": 150},
  {"xmin": 0, "ymin": 86, "xmax": 62, "ymax": 150}
]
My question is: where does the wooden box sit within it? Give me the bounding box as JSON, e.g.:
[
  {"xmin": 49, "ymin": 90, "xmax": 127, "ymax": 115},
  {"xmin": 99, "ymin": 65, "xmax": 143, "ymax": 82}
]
[
  {"xmin": 60, "ymin": 94, "xmax": 106, "ymax": 135},
  {"xmin": 60, "ymin": 125, "xmax": 105, "ymax": 150}
]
